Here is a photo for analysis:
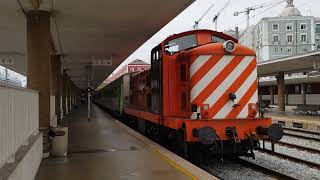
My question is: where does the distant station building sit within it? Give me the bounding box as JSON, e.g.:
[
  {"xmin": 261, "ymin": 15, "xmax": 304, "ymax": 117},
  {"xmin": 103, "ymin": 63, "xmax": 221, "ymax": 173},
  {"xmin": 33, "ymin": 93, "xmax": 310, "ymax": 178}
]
[
  {"xmin": 239, "ymin": 0, "xmax": 320, "ymax": 106},
  {"xmin": 240, "ymin": 0, "xmax": 320, "ymax": 62},
  {"xmin": 106, "ymin": 59, "xmax": 150, "ymax": 83}
]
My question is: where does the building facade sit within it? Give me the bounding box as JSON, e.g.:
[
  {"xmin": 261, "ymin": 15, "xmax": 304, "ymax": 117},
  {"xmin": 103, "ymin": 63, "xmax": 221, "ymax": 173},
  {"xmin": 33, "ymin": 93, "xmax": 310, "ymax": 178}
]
[
  {"xmin": 239, "ymin": 0, "xmax": 320, "ymax": 106},
  {"xmin": 106, "ymin": 59, "xmax": 150, "ymax": 83},
  {"xmin": 240, "ymin": 0, "xmax": 320, "ymax": 62}
]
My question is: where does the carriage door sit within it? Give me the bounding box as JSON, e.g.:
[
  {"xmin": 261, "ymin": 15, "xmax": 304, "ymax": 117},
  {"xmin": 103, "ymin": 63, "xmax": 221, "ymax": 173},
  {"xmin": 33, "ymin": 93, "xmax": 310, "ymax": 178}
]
[{"xmin": 151, "ymin": 45, "xmax": 163, "ymax": 115}]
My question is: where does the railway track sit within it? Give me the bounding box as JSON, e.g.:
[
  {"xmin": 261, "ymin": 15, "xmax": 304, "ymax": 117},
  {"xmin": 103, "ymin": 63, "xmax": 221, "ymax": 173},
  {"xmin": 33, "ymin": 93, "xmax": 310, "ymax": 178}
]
[
  {"xmin": 263, "ymin": 139, "xmax": 320, "ymax": 154},
  {"xmin": 235, "ymin": 158, "xmax": 296, "ymax": 180},
  {"xmin": 284, "ymin": 132, "xmax": 320, "ymax": 141},
  {"xmin": 283, "ymin": 127, "xmax": 320, "ymax": 136},
  {"xmin": 258, "ymin": 148, "xmax": 320, "ymax": 170},
  {"xmin": 277, "ymin": 141, "xmax": 320, "ymax": 154},
  {"xmin": 283, "ymin": 128, "xmax": 320, "ymax": 142},
  {"xmin": 201, "ymin": 158, "xmax": 297, "ymax": 180}
]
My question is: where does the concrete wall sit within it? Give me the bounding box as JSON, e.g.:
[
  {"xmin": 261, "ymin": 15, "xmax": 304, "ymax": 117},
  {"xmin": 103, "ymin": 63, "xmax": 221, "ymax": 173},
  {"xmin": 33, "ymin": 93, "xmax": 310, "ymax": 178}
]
[
  {"xmin": 306, "ymin": 94, "xmax": 320, "ymax": 105},
  {"xmin": 262, "ymin": 94, "xmax": 320, "ymax": 105},
  {"xmin": 8, "ymin": 135, "xmax": 42, "ymax": 180},
  {"xmin": 288, "ymin": 94, "xmax": 303, "ymax": 105}
]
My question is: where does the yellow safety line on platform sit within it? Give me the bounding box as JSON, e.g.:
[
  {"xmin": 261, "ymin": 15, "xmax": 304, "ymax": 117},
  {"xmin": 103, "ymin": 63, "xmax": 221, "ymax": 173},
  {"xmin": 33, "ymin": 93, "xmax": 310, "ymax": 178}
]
[
  {"xmin": 113, "ymin": 120, "xmax": 199, "ymax": 180},
  {"xmin": 151, "ymin": 148, "xmax": 199, "ymax": 180}
]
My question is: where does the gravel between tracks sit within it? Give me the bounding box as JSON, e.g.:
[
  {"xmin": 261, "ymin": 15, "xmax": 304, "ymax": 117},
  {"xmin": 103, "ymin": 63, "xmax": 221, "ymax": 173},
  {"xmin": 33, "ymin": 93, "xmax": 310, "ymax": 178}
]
[
  {"xmin": 203, "ymin": 161, "xmax": 276, "ymax": 180},
  {"xmin": 242, "ymin": 150, "xmax": 320, "ymax": 180}
]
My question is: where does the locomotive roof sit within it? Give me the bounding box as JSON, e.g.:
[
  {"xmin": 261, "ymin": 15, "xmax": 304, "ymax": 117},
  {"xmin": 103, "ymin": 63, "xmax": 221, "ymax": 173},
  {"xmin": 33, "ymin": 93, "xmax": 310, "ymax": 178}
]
[{"xmin": 162, "ymin": 29, "xmax": 238, "ymax": 44}]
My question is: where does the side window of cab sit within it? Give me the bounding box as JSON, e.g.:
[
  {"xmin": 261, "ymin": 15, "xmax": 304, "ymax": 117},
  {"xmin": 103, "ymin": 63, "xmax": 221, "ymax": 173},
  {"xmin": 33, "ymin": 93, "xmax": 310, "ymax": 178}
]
[{"xmin": 164, "ymin": 34, "xmax": 197, "ymax": 55}]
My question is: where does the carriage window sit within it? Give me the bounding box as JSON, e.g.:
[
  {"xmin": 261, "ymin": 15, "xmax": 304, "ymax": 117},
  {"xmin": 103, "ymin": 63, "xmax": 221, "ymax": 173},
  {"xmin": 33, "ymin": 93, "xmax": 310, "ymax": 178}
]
[
  {"xmin": 164, "ymin": 34, "xmax": 197, "ymax": 55},
  {"xmin": 212, "ymin": 35, "xmax": 226, "ymax": 43},
  {"xmin": 146, "ymin": 75, "xmax": 151, "ymax": 87}
]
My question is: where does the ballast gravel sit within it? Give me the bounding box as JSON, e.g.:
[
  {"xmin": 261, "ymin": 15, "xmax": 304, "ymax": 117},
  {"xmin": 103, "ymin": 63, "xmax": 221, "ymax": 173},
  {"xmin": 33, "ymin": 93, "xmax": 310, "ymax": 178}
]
[
  {"xmin": 242, "ymin": 150, "xmax": 320, "ymax": 180},
  {"xmin": 204, "ymin": 161, "xmax": 276, "ymax": 180}
]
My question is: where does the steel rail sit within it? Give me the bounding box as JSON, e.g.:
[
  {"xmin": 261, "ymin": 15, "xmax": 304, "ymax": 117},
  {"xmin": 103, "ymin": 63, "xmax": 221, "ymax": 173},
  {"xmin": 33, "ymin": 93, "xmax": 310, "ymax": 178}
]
[
  {"xmin": 235, "ymin": 158, "xmax": 297, "ymax": 180},
  {"xmin": 276, "ymin": 141, "xmax": 320, "ymax": 154},
  {"xmin": 264, "ymin": 139, "xmax": 320, "ymax": 154},
  {"xmin": 259, "ymin": 149, "xmax": 320, "ymax": 170},
  {"xmin": 284, "ymin": 132, "xmax": 320, "ymax": 142},
  {"xmin": 283, "ymin": 127, "xmax": 320, "ymax": 136}
]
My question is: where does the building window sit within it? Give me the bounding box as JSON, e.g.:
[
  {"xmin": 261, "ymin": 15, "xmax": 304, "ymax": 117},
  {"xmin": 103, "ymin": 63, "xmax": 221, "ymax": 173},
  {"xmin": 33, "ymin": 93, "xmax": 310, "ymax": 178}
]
[
  {"xmin": 301, "ymin": 34, "xmax": 307, "ymax": 42},
  {"xmin": 287, "ymin": 47, "xmax": 292, "ymax": 53},
  {"xmin": 272, "ymin": 24, "xmax": 279, "ymax": 31},
  {"xmin": 302, "ymin": 47, "xmax": 308, "ymax": 53},
  {"xmin": 273, "ymin": 35, "xmax": 279, "ymax": 42},
  {"xmin": 300, "ymin": 23, "xmax": 307, "ymax": 30},
  {"xmin": 286, "ymin": 23, "xmax": 293, "ymax": 31},
  {"xmin": 306, "ymin": 85, "xmax": 312, "ymax": 93},
  {"xmin": 317, "ymin": 45, "xmax": 320, "ymax": 51},
  {"xmin": 287, "ymin": 35, "xmax": 293, "ymax": 43},
  {"xmin": 316, "ymin": 34, "xmax": 320, "ymax": 43},
  {"xmin": 316, "ymin": 24, "xmax": 320, "ymax": 33},
  {"xmin": 274, "ymin": 47, "xmax": 279, "ymax": 53},
  {"xmin": 295, "ymin": 85, "xmax": 300, "ymax": 94}
]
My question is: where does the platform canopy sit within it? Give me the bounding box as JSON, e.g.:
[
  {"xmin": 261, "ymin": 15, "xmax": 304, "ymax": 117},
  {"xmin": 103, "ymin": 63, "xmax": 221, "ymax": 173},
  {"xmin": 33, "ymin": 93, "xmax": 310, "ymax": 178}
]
[
  {"xmin": 0, "ymin": 0, "xmax": 193, "ymax": 88},
  {"xmin": 257, "ymin": 51, "xmax": 320, "ymax": 77}
]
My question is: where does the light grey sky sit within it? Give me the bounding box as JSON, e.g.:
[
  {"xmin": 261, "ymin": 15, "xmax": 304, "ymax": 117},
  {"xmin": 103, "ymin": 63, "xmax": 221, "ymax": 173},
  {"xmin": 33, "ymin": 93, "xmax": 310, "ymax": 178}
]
[{"xmin": 109, "ymin": 0, "xmax": 320, "ymax": 77}]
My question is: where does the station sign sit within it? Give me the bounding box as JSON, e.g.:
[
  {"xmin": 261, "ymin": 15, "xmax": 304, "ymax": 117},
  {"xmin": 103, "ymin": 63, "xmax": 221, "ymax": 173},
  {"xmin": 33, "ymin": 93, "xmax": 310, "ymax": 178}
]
[
  {"xmin": 92, "ymin": 58, "xmax": 112, "ymax": 66},
  {"xmin": 0, "ymin": 56, "xmax": 14, "ymax": 65}
]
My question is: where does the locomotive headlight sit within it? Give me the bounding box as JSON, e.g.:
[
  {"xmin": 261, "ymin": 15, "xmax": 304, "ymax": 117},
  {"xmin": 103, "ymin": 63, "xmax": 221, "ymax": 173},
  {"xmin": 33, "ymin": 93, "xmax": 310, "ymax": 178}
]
[{"xmin": 223, "ymin": 40, "xmax": 236, "ymax": 53}]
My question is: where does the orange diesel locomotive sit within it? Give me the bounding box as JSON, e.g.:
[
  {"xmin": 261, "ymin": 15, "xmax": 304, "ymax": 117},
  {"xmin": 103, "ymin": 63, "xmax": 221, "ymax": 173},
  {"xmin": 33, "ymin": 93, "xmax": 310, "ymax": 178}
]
[{"xmin": 97, "ymin": 29, "xmax": 283, "ymax": 160}]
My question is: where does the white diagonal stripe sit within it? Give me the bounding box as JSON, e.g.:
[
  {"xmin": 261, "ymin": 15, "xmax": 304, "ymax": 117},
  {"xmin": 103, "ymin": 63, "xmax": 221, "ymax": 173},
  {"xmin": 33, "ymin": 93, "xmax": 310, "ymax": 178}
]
[
  {"xmin": 190, "ymin": 55, "xmax": 234, "ymax": 102},
  {"xmin": 237, "ymin": 90, "xmax": 258, "ymax": 119},
  {"xmin": 204, "ymin": 56, "xmax": 255, "ymax": 117},
  {"xmin": 214, "ymin": 67, "xmax": 257, "ymax": 119},
  {"xmin": 190, "ymin": 55, "xmax": 212, "ymax": 78}
]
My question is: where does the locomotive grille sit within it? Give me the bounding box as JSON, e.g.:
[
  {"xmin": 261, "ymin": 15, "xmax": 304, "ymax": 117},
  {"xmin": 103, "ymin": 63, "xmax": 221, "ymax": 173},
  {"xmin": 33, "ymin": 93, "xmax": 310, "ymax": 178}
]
[{"xmin": 190, "ymin": 55, "xmax": 258, "ymax": 119}]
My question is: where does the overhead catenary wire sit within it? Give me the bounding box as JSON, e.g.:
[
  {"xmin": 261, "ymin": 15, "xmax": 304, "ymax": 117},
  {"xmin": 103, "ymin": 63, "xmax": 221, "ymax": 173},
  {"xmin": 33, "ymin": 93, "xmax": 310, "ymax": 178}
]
[
  {"xmin": 212, "ymin": 0, "xmax": 233, "ymax": 30},
  {"xmin": 193, "ymin": 0, "xmax": 216, "ymax": 29}
]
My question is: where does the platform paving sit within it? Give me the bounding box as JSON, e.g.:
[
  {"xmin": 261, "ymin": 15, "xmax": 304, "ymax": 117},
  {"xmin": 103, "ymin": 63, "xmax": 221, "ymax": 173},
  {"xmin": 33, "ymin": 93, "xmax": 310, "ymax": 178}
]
[
  {"xmin": 267, "ymin": 106, "xmax": 319, "ymax": 120},
  {"xmin": 35, "ymin": 104, "xmax": 194, "ymax": 180},
  {"xmin": 266, "ymin": 105, "xmax": 320, "ymax": 131}
]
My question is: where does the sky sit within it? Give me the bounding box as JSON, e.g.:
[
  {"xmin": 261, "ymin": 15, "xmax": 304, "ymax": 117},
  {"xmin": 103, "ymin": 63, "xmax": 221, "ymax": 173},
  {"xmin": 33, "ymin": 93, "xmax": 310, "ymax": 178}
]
[{"xmin": 107, "ymin": 0, "xmax": 320, "ymax": 80}]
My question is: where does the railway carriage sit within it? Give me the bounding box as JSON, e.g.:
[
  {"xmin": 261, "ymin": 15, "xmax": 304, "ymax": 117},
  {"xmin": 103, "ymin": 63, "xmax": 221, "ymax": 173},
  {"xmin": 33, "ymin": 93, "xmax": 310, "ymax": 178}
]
[{"xmin": 94, "ymin": 29, "xmax": 283, "ymax": 161}]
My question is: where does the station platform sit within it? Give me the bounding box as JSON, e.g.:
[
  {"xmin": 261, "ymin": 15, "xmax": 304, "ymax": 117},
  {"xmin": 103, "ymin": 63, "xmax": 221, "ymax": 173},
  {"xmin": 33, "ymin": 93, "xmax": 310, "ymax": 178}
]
[
  {"xmin": 35, "ymin": 104, "xmax": 215, "ymax": 180},
  {"xmin": 266, "ymin": 106, "xmax": 320, "ymax": 131}
]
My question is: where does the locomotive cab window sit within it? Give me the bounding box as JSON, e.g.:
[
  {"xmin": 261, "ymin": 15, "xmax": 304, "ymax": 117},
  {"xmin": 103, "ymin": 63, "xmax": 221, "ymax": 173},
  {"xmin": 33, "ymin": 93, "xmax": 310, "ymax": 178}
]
[
  {"xmin": 212, "ymin": 35, "xmax": 227, "ymax": 43},
  {"xmin": 164, "ymin": 34, "xmax": 197, "ymax": 55}
]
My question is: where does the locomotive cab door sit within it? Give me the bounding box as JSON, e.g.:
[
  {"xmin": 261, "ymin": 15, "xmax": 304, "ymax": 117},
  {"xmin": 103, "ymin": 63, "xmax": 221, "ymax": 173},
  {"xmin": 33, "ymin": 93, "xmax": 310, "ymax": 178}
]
[{"xmin": 151, "ymin": 45, "xmax": 163, "ymax": 115}]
